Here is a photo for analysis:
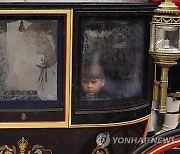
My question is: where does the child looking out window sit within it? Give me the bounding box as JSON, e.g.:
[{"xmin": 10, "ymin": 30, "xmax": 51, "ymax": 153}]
[{"xmin": 81, "ymin": 64, "xmax": 109, "ymax": 100}]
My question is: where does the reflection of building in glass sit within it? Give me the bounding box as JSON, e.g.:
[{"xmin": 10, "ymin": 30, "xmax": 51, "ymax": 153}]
[
  {"xmin": 23, "ymin": 21, "xmax": 58, "ymax": 100},
  {"xmin": 0, "ymin": 20, "xmax": 58, "ymax": 101},
  {"xmin": 6, "ymin": 20, "xmax": 40, "ymax": 91},
  {"xmin": 81, "ymin": 19, "xmax": 144, "ymax": 98},
  {"xmin": 157, "ymin": 26, "xmax": 180, "ymax": 52}
]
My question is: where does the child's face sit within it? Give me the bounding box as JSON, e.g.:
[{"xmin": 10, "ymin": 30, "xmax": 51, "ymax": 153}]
[{"xmin": 81, "ymin": 78, "xmax": 105, "ymax": 97}]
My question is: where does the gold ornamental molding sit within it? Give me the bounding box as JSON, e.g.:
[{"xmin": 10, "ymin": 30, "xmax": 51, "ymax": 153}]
[
  {"xmin": 0, "ymin": 137, "xmax": 52, "ymax": 154},
  {"xmin": 155, "ymin": 0, "xmax": 179, "ymax": 14},
  {"xmin": 151, "ymin": 53, "xmax": 180, "ymax": 66},
  {"xmin": 149, "ymin": 0, "xmax": 180, "ymax": 113},
  {"xmin": 0, "ymin": 9, "xmax": 72, "ymax": 128},
  {"xmin": 153, "ymin": 15, "xmax": 180, "ymax": 24}
]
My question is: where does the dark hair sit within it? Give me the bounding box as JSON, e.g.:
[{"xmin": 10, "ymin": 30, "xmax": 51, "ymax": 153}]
[{"xmin": 81, "ymin": 64, "xmax": 105, "ymax": 80}]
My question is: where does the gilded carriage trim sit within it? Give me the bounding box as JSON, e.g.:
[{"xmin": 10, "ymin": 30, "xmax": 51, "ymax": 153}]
[
  {"xmin": 68, "ymin": 9, "xmax": 74, "ymax": 127},
  {"xmin": 18, "ymin": 137, "xmax": 28, "ymax": 154},
  {"xmin": 149, "ymin": 139, "xmax": 180, "ymax": 154},
  {"xmin": 0, "ymin": 10, "xmax": 71, "ymax": 14},
  {"xmin": 0, "ymin": 145, "xmax": 16, "ymax": 154},
  {"xmin": 21, "ymin": 113, "xmax": 27, "ymax": 121},
  {"xmin": 92, "ymin": 147, "xmax": 109, "ymax": 154},
  {"xmin": 0, "ymin": 137, "xmax": 52, "ymax": 154},
  {"xmin": 153, "ymin": 15, "xmax": 180, "ymax": 24},
  {"xmin": 70, "ymin": 115, "xmax": 150, "ymax": 128},
  {"xmin": 0, "ymin": 122, "xmax": 68, "ymax": 128},
  {"xmin": 0, "ymin": 9, "xmax": 72, "ymax": 128},
  {"xmin": 63, "ymin": 9, "xmax": 73, "ymax": 128}
]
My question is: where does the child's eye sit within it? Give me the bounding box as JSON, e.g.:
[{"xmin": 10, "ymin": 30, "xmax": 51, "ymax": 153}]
[{"xmin": 91, "ymin": 80, "xmax": 98, "ymax": 84}]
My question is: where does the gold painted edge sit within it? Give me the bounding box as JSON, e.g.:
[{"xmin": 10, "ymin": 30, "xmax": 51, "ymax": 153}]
[
  {"xmin": 0, "ymin": 115, "xmax": 150, "ymax": 129},
  {"xmin": 142, "ymin": 118, "xmax": 150, "ymax": 143},
  {"xmin": 0, "ymin": 122, "xmax": 67, "ymax": 129},
  {"xmin": 69, "ymin": 115, "xmax": 150, "ymax": 128},
  {"xmin": 0, "ymin": 9, "xmax": 151, "ymax": 129},
  {"xmin": 0, "ymin": 9, "xmax": 73, "ymax": 129},
  {"xmin": 0, "ymin": 10, "xmax": 70, "ymax": 14},
  {"xmin": 65, "ymin": 9, "xmax": 73, "ymax": 127},
  {"xmin": 150, "ymin": 139, "xmax": 180, "ymax": 154},
  {"xmin": 63, "ymin": 9, "xmax": 73, "ymax": 128},
  {"xmin": 68, "ymin": 10, "xmax": 73, "ymax": 127}
]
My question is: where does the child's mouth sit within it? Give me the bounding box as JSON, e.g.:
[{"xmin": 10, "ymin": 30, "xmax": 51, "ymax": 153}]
[{"xmin": 87, "ymin": 90, "xmax": 94, "ymax": 95}]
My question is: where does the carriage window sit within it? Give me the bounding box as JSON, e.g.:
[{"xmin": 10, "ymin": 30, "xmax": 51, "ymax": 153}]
[
  {"xmin": 75, "ymin": 16, "xmax": 149, "ymax": 111},
  {"xmin": 0, "ymin": 20, "xmax": 58, "ymax": 102},
  {"xmin": 0, "ymin": 15, "xmax": 66, "ymax": 122}
]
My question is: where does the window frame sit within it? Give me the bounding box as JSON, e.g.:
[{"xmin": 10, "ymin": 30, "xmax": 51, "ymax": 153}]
[{"xmin": 0, "ymin": 9, "xmax": 72, "ymax": 128}]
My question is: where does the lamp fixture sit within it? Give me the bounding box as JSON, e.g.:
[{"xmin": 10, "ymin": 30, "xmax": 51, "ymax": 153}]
[{"xmin": 150, "ymin": 0, "xmax": 180, "ymax": 114}]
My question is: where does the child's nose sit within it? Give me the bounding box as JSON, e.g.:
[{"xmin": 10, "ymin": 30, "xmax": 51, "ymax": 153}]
[{"xmin": 88, "ymin": 82, "xmax": 93, "ymax": 88}]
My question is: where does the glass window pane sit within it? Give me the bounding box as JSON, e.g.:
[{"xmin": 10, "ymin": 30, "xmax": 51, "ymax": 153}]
[
  {"xmin": 0, "ymin": 20, "xmax": 57, "ymax": 101},
  {"xmin": 76, "ymin": 17, "xmax": 146, "ymax": 109}
]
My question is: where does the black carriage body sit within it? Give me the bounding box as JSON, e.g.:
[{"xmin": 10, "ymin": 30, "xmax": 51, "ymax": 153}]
[{"xmin": 0, "ymin": 1, "xmax": 158, "ymax": 154}]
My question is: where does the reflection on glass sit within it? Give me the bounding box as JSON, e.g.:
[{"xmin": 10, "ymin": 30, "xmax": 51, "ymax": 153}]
[
  {"xmin": 79, "ymin": 18, "xmax": 144, "ymax": 105},
  {"xmin": 157, "ymin": 26, "xmax": 180, "ymax": 53},
  {"xmin": 0, "ymin": 20, "xmax": 57, "ymax": 101}
]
